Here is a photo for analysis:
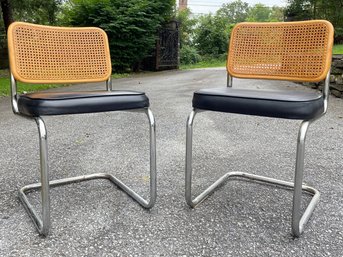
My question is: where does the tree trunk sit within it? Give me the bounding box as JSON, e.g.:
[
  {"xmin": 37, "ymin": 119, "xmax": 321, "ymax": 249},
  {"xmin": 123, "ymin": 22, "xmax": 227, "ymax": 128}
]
[
  {"xmin": 1, "ymin": 0, "xmax": 14, "ymax": 33},
  {"xmin": 313, "ymin": 0, "xmax": 316, "ymax": 19}
]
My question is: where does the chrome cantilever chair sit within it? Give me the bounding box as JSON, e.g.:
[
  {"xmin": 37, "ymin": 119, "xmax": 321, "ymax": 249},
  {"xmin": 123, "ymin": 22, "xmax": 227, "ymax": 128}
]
[
  {"xmin": 7, "ymin": 22, "xmax": 156, "ymax": 236},
  {"xmin": 186, "ymin": 20, "xmax": 334, "ymax": 237}
]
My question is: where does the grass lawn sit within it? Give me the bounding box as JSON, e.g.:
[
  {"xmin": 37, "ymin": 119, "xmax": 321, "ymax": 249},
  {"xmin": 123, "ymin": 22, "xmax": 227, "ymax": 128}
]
[
  {"xmin": 181, "ymin": 44, "xmax": 343, "ymax": 70},
  {"xmin": 180, "ymin": 58, "xmax": 226, "ymax": 70},
  {"xmin": 333, "ymin": 44, "xmax": 343, "ymax": 54},
  {"xmin": 0, "ymin": 70, "xmax": 129, "ymax": 97}
]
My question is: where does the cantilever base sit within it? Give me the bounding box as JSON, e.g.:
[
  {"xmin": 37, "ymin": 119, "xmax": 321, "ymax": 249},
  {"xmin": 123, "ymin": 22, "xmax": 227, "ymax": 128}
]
[
  {"xmin": 19, "ymin": 173, "xmax": 154, "ymax": 236},
  {"xmin": 186, "ymin": 171, "xmax": 320, "ymax": 237}
]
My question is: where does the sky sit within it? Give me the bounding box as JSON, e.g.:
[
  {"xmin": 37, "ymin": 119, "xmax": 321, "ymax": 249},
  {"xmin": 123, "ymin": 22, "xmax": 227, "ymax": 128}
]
[{"xmin": 184, "ymin": 0, "xmax": 287, "ymax": 15}]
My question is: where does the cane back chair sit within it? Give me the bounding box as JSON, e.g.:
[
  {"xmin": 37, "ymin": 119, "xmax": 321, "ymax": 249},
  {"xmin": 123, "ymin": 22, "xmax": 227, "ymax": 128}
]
[
  {"xmin": 185, "ymin": 20, "xmax": 334, "ymax": 237},
  {"xmin": 8, "ymin": 22, "xmax": 156, "ymax": 236}
]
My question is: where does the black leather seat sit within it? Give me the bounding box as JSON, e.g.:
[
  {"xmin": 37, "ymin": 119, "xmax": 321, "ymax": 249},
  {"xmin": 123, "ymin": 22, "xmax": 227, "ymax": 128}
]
[
  {"xmin": 193, "ymin": 87, "xmax": 324, "ymax": 120},
  {"xmin": 18, "ymin": 90, "xmax": 149, "ymax": 117}
]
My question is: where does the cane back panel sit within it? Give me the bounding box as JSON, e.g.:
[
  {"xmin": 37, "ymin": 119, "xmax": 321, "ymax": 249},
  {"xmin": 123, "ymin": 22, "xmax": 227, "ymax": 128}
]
[
  {"xmin": 227, "ymin": 20, "xmax": 334, "ymax": 82},
  {"xmin": 8, "ymin": 22, "xmax": 112, "ymax": 84}
]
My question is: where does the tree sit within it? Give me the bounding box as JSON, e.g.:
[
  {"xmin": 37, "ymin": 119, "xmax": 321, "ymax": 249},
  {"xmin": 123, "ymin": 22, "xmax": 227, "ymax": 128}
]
[
  {"xmin": 64, "ymin": 0, "xmax": 175, "ymax": 71},
  {"xmin": 285, "ymin": 0, "xmax": 343, "ymax": 25},
  {"xmin": 284, "ymin": 0, "xmax": 312, "ymax": 21},
  {"xmin": 10, "ymin": 0, "xmax": 63, "ymax": 25},
  {"xmin": 216, "ymin": 0, "xmax": 250, "ymax": 24},
  {"xmin": 194, "ymin": 14, "xmax": 231, "ymax": 57},
  {"xmin": 269, "ymin": 6, "xmax": 285, "ymax": 21},
  {"xmin": 0, "ymin": 0, "xmax": 13, "ymax": 32},
  {"xmin": 246, "ymin": 3, "xmax": 271, "ymax": 22},
  {"xmin": 284, "ymin": 0, "xmax": 343, "ymax": 41},
  {"xmin": 176, "ymin": 8, "xmax": 196, "ymax": 48}
]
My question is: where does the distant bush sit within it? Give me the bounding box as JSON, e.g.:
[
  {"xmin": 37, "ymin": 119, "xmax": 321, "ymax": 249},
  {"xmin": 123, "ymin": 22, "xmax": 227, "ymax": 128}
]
[
  {"xmin": 180, "ymin": 45, "xmax": 201, "ymax": 65},
  {"xmin": 63, "ymin": 0, "xmax": 174, "ymax": 72},
  {"xmin": 201, "ymin": 53, "xmax": 227, "ymax": 62},
  {"xmin": 335, "ymin": 28, "xmax": 343, "ymax": 44},
  {"xmin": 194, "ymin": 14, "xmax": 232, "ymax": 57}
]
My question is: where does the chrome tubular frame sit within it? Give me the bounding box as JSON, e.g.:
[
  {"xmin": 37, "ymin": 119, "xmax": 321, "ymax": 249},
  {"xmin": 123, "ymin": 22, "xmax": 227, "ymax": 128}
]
[
  {"xmin": 11, "ymin": 73, "xmax": 156, "ymax": 236},
  {"xmin": 186, "ymin": 73, "xmax": 330, "ymax": 237},
  {"xmin": 16, "ymin": 110, "xmax": 155, "ymax": 237},
  {"xmin": 10, "ymin": 74, "xmax": 19, "ymax": 114},
  {"xmin": 185, "ymin": 110, "xmax": 318, "ymax": 237},
  {"xmin": 106, "ymin": 77, "xmax": 113, "ymax": 91},
  {"xmin": 227, "ymin": 74, "xmax": 233, "ymax": 87},
  {"xmin": 322, "ymin": 71, "xmax": 331, "ymax": 113}
]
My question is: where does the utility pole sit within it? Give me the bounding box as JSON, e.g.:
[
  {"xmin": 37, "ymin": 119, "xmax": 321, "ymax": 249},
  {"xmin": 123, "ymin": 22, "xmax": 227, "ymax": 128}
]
[{"xmin": 179, "ymin": 0, "xmax": 188, "ymax": 11}]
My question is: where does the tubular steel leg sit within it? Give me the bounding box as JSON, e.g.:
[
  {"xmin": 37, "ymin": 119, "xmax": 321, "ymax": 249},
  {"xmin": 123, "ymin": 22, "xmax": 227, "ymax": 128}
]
[
  {"xmin": 19, "ymin": 108, "xmax": 156, "ymax": 236},
  {"xmin": 118, "ymin": 108, "xmax": 156, "ymax": 208},
  {"xmin": 145, "ymin": 108, "xmax": 157, "ymax": 208},
  {"xmin": 185, "ymin": 110, "xmax": 197, "ymax": 207},
  {"xmin": 292, "ymin": 120, "xmax": 320, "ymax": 237},
  {"xmin": 227, "ymin": 74, "xmax": 233, "ymax": 87},
  {"xmin": 106, "ymin": 77, "xmax": 113, "ymax": 91},
  {"xmin": 18, "ymin": 117, "xmax": 50, "ymax": 236},
  {"xmin": 185, "ymin": 111, "xmax": 320, "ymax": 237}
]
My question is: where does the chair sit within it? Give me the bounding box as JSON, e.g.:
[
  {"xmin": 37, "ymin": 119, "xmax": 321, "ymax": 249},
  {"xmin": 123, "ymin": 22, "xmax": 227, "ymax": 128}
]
[
  {"xmin": 7, "ymin": 22, "xmax": 156, "ymax": 236},
  {"xmin": 185, "ymin": 20, "xmax": 334, "ymax": 237}
]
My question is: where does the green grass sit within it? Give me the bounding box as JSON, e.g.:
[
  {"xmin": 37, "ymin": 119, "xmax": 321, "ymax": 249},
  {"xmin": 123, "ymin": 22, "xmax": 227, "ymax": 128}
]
[
  {"xmin": 0, "ymin": 78, "xmax": 65, "ymax": 96},
  {"xmin": 180, "ymin": 58, "xmax": 226, "ymax": 70},
  {"xmin": 111, "ymin": 73, "xmax": 130, "ymax": 79},
  {"xmin": 181, "ymin": 44, "xmax": 343, "ymax": 70},
  {"xmin": 0, "ymin": 70, "xmax": 129, "ymax": 97},
  {"xmin": 333, "ymin": 44, "xmax": 343, "ymax": 54}
]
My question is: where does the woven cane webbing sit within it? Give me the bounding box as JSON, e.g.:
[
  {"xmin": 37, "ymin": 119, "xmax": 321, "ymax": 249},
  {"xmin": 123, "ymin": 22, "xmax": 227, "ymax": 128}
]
[
  {"xmin": 8, "ymin": 22, "xmax": 112, "ymax": 84},
  {"xmin": 227, "ymin": 20, "xmax": 334, "ymax": 82}
]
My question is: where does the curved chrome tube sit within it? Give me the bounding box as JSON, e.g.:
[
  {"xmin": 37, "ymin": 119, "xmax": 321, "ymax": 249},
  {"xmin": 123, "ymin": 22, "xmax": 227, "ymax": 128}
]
[
  {"xmin": 19, "ymin": 107, "xmax": 157, "ymax": 236},
  {"xmin": 227, "ymin": 74, "xmax": 233, "ymax": 87},
  {"xmin": 185, "ymin": 109, "xmax": 198, "ymax": 207},
  {"xmin": 10, "ymin": 73, "xmax": 19, "ymax": 114},
  {"xmin": 19, "ymin": 117, "xmax": 50, "ymax": 236},
  {"xmin": 322, "ymin": 71, "xmax": 331, "ymax": 114},
  {"xmin": 185, "ymin": 110, "xmax": 321, "ymax": 237},
  {"xmin": 106, "ymin": 77, "xmax": 113, "ymax": 91}
]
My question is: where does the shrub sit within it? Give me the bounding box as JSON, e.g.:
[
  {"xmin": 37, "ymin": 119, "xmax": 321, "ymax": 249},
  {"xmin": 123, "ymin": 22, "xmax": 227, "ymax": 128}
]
[
  {"xmin": 194, "ymin": 14, "xmax": 232, "ymax": 57},
  {"xmin": 180, "ymin": 45, "xmax": 201, "ymax": 65},
  {"xmin": 63, "ymin": 0, "xmax": 174, "ymax": 72},
  {"xmin": 335, "ymin": 28, "xmax": 343, "ymax": 44}
]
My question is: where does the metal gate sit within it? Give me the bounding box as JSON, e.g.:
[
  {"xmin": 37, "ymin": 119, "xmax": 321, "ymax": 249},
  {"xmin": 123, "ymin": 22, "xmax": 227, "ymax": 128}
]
[
  {"xmin": 156, "ymin": 21, "xmax": 179, "ymax": 69},
  {"xmin": 141, "ymin": 21, "xmax": 179, "ymax": 71}
]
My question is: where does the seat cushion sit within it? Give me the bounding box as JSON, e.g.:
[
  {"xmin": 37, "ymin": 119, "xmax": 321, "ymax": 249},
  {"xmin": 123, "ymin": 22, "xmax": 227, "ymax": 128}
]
[
  {"xmin": 18, "ymin": 90, "xmax": 149, "ymax": 117},
  {"xmin": 193, "ymin": 87, "xmax": 324, "ymax": 120}
]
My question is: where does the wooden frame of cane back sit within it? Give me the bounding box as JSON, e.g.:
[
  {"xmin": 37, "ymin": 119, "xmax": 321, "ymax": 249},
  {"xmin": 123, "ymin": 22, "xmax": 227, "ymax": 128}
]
[
  {"xmin": 7, "ymin": 22, "xmax": 112, "ymax": 84},
  {"xmin": 227, "ymin": 20, "xmax": 334, "ymax": 83}
]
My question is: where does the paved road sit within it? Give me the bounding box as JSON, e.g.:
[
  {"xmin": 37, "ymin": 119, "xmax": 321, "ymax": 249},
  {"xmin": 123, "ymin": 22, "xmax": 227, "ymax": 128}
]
[{"xmin": 0, "ymin": 68, "xmax": 342, "ymax": 256}]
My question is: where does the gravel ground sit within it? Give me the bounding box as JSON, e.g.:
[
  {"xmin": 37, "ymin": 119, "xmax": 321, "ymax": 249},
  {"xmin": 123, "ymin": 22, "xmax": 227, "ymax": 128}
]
[{"xmin": 0, "ymin": 68, "xmax": 342, "ymax": 257}]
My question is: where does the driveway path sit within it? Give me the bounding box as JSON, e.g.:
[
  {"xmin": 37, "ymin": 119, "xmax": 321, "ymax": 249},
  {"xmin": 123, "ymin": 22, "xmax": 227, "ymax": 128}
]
[{"xmin": 0, "ymin": 68, "xmax": 342, "ymax": 256}]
